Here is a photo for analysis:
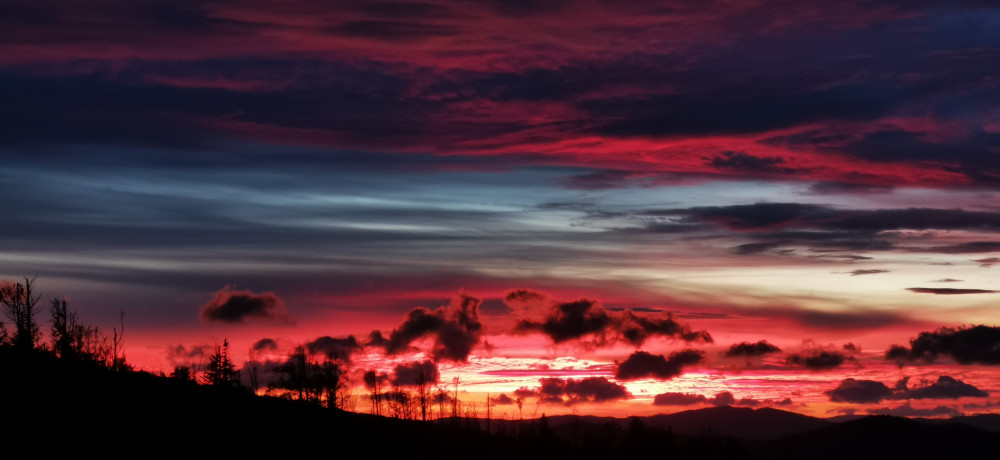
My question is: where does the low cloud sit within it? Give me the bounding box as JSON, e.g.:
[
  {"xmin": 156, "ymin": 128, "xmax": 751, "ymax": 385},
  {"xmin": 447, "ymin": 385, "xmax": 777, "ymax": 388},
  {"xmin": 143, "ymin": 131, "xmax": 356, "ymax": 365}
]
[
  {"xmin": 615, "ymin": 349, "xmax": 704, "ymax": 380},
  {"xmin": 306, "ymin": 335, "xmax": 361, "ymax": 362},
  {"xmin": 384, "ymin": 291, "xmax": 483, "ymax": 362},
  {"xmin": 528, "ymin": 377, "xmax": 630, "ymax": 404},
  {"xmin": 826, "ymin": 378, "xmax": 893, "ymax": 403},
  {"xmin": 252, "ymin": 338, "xmax": 279, "ymax": 352},
  {"xmin": 906, "ymin": 288, "xmax": 997, "ymax": 295},
  {"xmin": 974, "ymin": 257, "xmax": 1000, "ymax": 268},
  {"xmin": 870, "ymin": 402, "xmax": 961, "ymax": 417},
  {"xmin": 896, "ymin": 376, "xmax": 988, "ymax": 400},
  {"xmin": 199, "ymin": 285, "xmax": 290, "ymax": 323},
  {"xmin": 886, "ymin": 325, "xmax": 1000, "ymax": 365},
  {"xmin": 786, "ymin": 350, "xmax": 852, "ymax": 370},
  {"xmin": 723, "ymin": 340, "xmax": 782, "ymax": 357},
  {"xmin": 844, "ymin": 269, "xmax": 889, "ymax": 276},
  {"xmin": 653, "ymin": 392, "xmax": 708, "ymax": 406},
  {"xmin": 508, "ymin": 289, "xmax": 712, "ymax": 347},
  {"xmin": 391, "ymin": 360, "xmax": 440, "ymax": 387}
]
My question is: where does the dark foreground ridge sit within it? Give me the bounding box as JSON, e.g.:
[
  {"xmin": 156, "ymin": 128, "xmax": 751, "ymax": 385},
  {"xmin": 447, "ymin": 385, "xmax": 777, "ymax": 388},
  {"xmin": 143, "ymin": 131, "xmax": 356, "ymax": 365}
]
[{"xmin": 5, "ymin": 351, "xmax": 1000, "ymax": 459}]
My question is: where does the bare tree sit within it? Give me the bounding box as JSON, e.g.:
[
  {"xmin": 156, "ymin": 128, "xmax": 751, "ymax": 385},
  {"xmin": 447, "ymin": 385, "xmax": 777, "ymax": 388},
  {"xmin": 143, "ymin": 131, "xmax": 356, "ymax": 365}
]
[
  {"xmin": 363, "ymin": 370, "xmax": 388, "ymax": 416},
  {"xmin": 1, "ymin": 277, "xmax": 41, "ymax": 352},
  {"xmin": 49, "ymin": 297, "xmax": 101, "ymax": 361},
  {"xmin": 245, "ymin": 345, "xmax": 262, "ymax": 393}
]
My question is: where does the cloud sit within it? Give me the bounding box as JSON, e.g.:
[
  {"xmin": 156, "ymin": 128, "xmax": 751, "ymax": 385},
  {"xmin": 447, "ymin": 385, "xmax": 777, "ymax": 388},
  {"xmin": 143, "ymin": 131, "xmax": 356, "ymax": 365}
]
[
  {"xmin": 973, "ymin": 257, "xmax": 1000, "ymax": 268},
  {"xmin": 826, "ymin": 378, "xmax": 893, "ymax": 403},
  {"xmin": 391, "ymin": 360, "xmax": 440, "ymax": 387},
  {"xmin": 531, "ymin": 377, "xmax": 630, "ymax": 404},
  {"xmin": 385, "ymin": 291, "xmax": 483, "ymax": 362},
  {"xmin": 895, "ymin": 376, "xmax": 988, "ymax": 400},
  {"xmin": 251, "ymin": 338, "xmax": 278, "ymax": 351},
  {"xmin": 931, "ymin": 278, "xmax": 962, "ymax": 283},
  {"xmin": 653, "ymin": 392, "xmax": 708, "ymax": 406},
  {"xmin": 844, "ymin": 269, "xmax": 889, "ymax": 276},
  {"xmin": 723, "ymin": 340, "xmax": 782, "ymax": 357},
  {"xmin": 615, "ymin": 349, "xmax": 704, "ymax": 380},
  {"xmin": 708, "ymin": 151, "xmax": 801, "ymax": 174},
  {"xmin": 710, "ymin": 391, "xmax": 736, "ymax": 407},
  {"xmin": 870, "ymin": 402, "xmax": 961, "ymax": 417},
  {"xmin": 199, "ymin": 285, "xmax": 289, "ymax": 323},
  {"xmin": 509, "ymin": 290, "xmax": 712, "ymax": 347},
  {"xmin": 785, "ymin": 350, "xmax": 851, "ymax": 370},
  {"xmin": 906, "ymin": 288, "xmax": 997, "ymax": 295},
  {"xmin": 886, "ymin": 325, "xmax": 1000, "ymax": 365},
  {"xmin": 305, "ymin": 335, "xmax": 361, "ymax": 362},
  {"xmin": 165, "ymin": 343, "xmax": 209, "ymax": 366},
  {"xmin": 492, "ymin": 393, "xmax": 516, "ymax": 405},
  {"xmin": 365, "ymin": 330, "xmax": 389, "ymax": 348}
]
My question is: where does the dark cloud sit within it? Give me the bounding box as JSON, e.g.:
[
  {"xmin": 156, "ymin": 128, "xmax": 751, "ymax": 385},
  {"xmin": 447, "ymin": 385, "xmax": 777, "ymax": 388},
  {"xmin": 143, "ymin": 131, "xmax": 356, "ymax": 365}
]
[
  {"xmin": 510, "ymin": 290, "xmax": 712, "ymax": 347},
  {"xmin": 723, "ymin": 340, "xmax": 782, "ymax": 357},
  {"xmin": 252, "ymin": 338, "xmax": 278, "ymax": 352},
  {"xmin": 492, "ymin": 393, "xmax": 515, "ymax": 405},
  {"xmin": 391, "ymin": 360, "xmax": 439, "ymax": 387},
  {"xmin": 932, "ymin": 278, "xmax": 962, "ymax": 283},
  {"xmin": 807, "ymin": 182, "xmax": 894, "ymax": 195},
  {"xmin": 366, "ymin": 330, "xmax": 389, "ymax": 348},
  {"xmin": 887, "ymin": 325, "xmax": 1000, "ymax": 365},
  {"xmin": 615, "ymin": 349, "xmax": 704, "ymax": 380},
  {"xmin": 974, "ymin": 257, "xmax": 1000, "ymax": 268},
  {"xmin": 165, "ymin": 343, "xmax": 208, "ymax": 365},
  {"xmin": 844, "ymin": 269, "xmax": 889, "ymax": 276},
  {"xmin": 906, "ymin": 288, "xmax": 997, "ymax": 295},
  {"xmin": 826, "ymin": 378, "xmax": 893, "ymax": 403},
  {"xmin": 710, "ymin": 391, "xmax": 736, "ymax": 407},
  {"xmin": 785, "ymin": 350, "xmax": 850, "ymax": 370},
  {"xmin": 896, "ymin": 376, "xmax": 988, "ymax": 400},
  {"xmin": 929, "ymin": 242, "xmax": 1000, "ymax": 254},
  {"xmin": 870, "ymin": 402, "xmax": 961, "ymax": 418},
  {"xmin": 325, "ymin": 20, "xmax": 461, "ymax": 41},
  {"xmin": 199, "ymin": 285, "xmax": 289, "ymax": 323},
  {"xmin": 532, "ymin": 377, "xmax": 630, "ymax": 404},
  {"xmin": 305, "ymin": 335, "xmax": 361, "ymax": 362},
  {"xmin": 653, "ymin": 392, "xmax": 708, "ymax": 406},
  {"xmin": 385, "ymin": 291, "xmax": 483, "ymax": 362},
  {"xmin": 708, "ymin": 151, "xmax": 802, "ymax": 174}
]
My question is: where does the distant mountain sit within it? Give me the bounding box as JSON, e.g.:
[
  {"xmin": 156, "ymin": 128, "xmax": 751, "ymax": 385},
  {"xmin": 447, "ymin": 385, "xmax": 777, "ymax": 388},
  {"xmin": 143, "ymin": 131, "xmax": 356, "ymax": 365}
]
[
  {"xmin": 647, "ymin": 406, "xmax": 834, "ymax": 440},
  {"xmin": 763, "ymin": 415, "xmax": 1000, "ymax": 460}
]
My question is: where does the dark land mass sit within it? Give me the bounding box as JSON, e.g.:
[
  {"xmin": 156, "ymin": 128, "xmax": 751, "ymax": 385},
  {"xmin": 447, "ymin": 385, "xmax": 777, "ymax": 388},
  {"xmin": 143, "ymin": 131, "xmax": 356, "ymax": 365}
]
[{"xmin": 5, "ymin": 350, "xmax": 1000, "ymax": 459}]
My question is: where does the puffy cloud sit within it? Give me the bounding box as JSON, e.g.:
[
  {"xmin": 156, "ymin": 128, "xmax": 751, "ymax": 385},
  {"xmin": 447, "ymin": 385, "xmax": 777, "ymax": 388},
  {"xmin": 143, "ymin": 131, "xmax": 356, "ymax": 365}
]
[
  {"xmin": 870, "ymin": 402, "xmax": 961, "ymax": 417},
  {"xmin": 199, "ymin": 285, "xmax": 289, "ymax": 323},
  {"xmin": 305, "ymin": 335, "xmax": 361, "ymax": 362},
  {"xmin": 509, "ymin": 290, "xmax": 712, "ymax": 347},
  {"xmin": 886, "ymin": 325, "xmax": 1000, "ymax": 365},
  {"xmin": 826, "ymin": 379, "xmax": 893, "ymax": 403},
  {"xmin": 385, "ymin": 291, "xmax": 483, "ymax": 362},
  {"xmin": 615, "ymin": 349, "xmax": 704, "ymax": 380},
  {"xmin": 492, "ymin": 393, "xmax": 515, "ymax": 405},
  {"xmin": 365, "ymin": 330, "xmax": 389, "ymax": 348},
  {"xmin": 530, "ymin": 377, "xmax": 630, "ymax": 404},
  {"xmin": 896, "ymin": 376, "xmax": 988, "ymax": 400},
  {"xmin": 786, "ymin": 343, "xmax": 856, "ymax": 370},
  {"xmin": 251, "ymin": 338, "xmax": 278, "ymax": 351},
  {"xmin": 165, "ymin": 343, "xmax": 209, "ymax": 366},
  {"xmin": 391, "ymin": 360, "xmax": 439, "ymax": 387},
  {"xmin": 710, "ymin": 391, "xmax": 736, "ymax": 407},
  {"xmin": 653, "ymin": 392, "xmax": 708, "ymax": 406},
  {"xmin": 724, "ymin": 340, "xmax": 782, "ymax": 357}
]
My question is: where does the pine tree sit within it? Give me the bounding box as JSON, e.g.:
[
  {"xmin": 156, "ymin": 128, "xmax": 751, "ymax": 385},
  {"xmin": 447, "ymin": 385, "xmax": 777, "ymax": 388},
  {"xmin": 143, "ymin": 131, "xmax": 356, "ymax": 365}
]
[{"xmin": 203, "ymin": 339, "xmax": 239, "ymax": 387}]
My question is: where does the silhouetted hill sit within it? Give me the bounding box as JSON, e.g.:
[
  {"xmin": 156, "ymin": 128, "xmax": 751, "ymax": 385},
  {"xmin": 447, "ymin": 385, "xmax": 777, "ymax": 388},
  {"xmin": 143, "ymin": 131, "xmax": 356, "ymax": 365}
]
[
  {"xmin": 760, "ymin": 415, "xmax": 1000, "ymax": 460},
  {"xmin": 648, "ymin": 406, "xmax": 834, "ymax": 440}
]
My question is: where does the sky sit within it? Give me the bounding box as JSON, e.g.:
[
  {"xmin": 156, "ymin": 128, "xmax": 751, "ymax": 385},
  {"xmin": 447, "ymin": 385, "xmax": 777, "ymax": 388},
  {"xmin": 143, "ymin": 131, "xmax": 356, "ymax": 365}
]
[{"xmin": 3, "ymin": 0, "xmax": 1000, "ymax": 419}]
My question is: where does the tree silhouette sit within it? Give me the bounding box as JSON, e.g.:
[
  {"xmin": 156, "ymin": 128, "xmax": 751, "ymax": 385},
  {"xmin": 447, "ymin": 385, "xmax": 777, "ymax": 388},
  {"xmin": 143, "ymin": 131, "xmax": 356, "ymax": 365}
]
[
  {"xmin": 363, "ymin": 369, "xmax": 388, "ymax": 416},
  {"xmin": 49, "ymin": 297, "xmax": 102, "ymax": 361},
  {"xmin": 1, "ymin": 277, "xmax": 41, "ymax": 352},
  {"xmin": 203, "ymin": 339, "xmax": 239, "ymax": 387}
]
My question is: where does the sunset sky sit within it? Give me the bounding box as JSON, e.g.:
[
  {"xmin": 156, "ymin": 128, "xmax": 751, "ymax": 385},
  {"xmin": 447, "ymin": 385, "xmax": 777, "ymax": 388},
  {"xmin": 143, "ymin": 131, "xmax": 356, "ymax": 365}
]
[{"xmin": 3, "ymin": 0, "xmax": 1000, "ymax": 419}]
